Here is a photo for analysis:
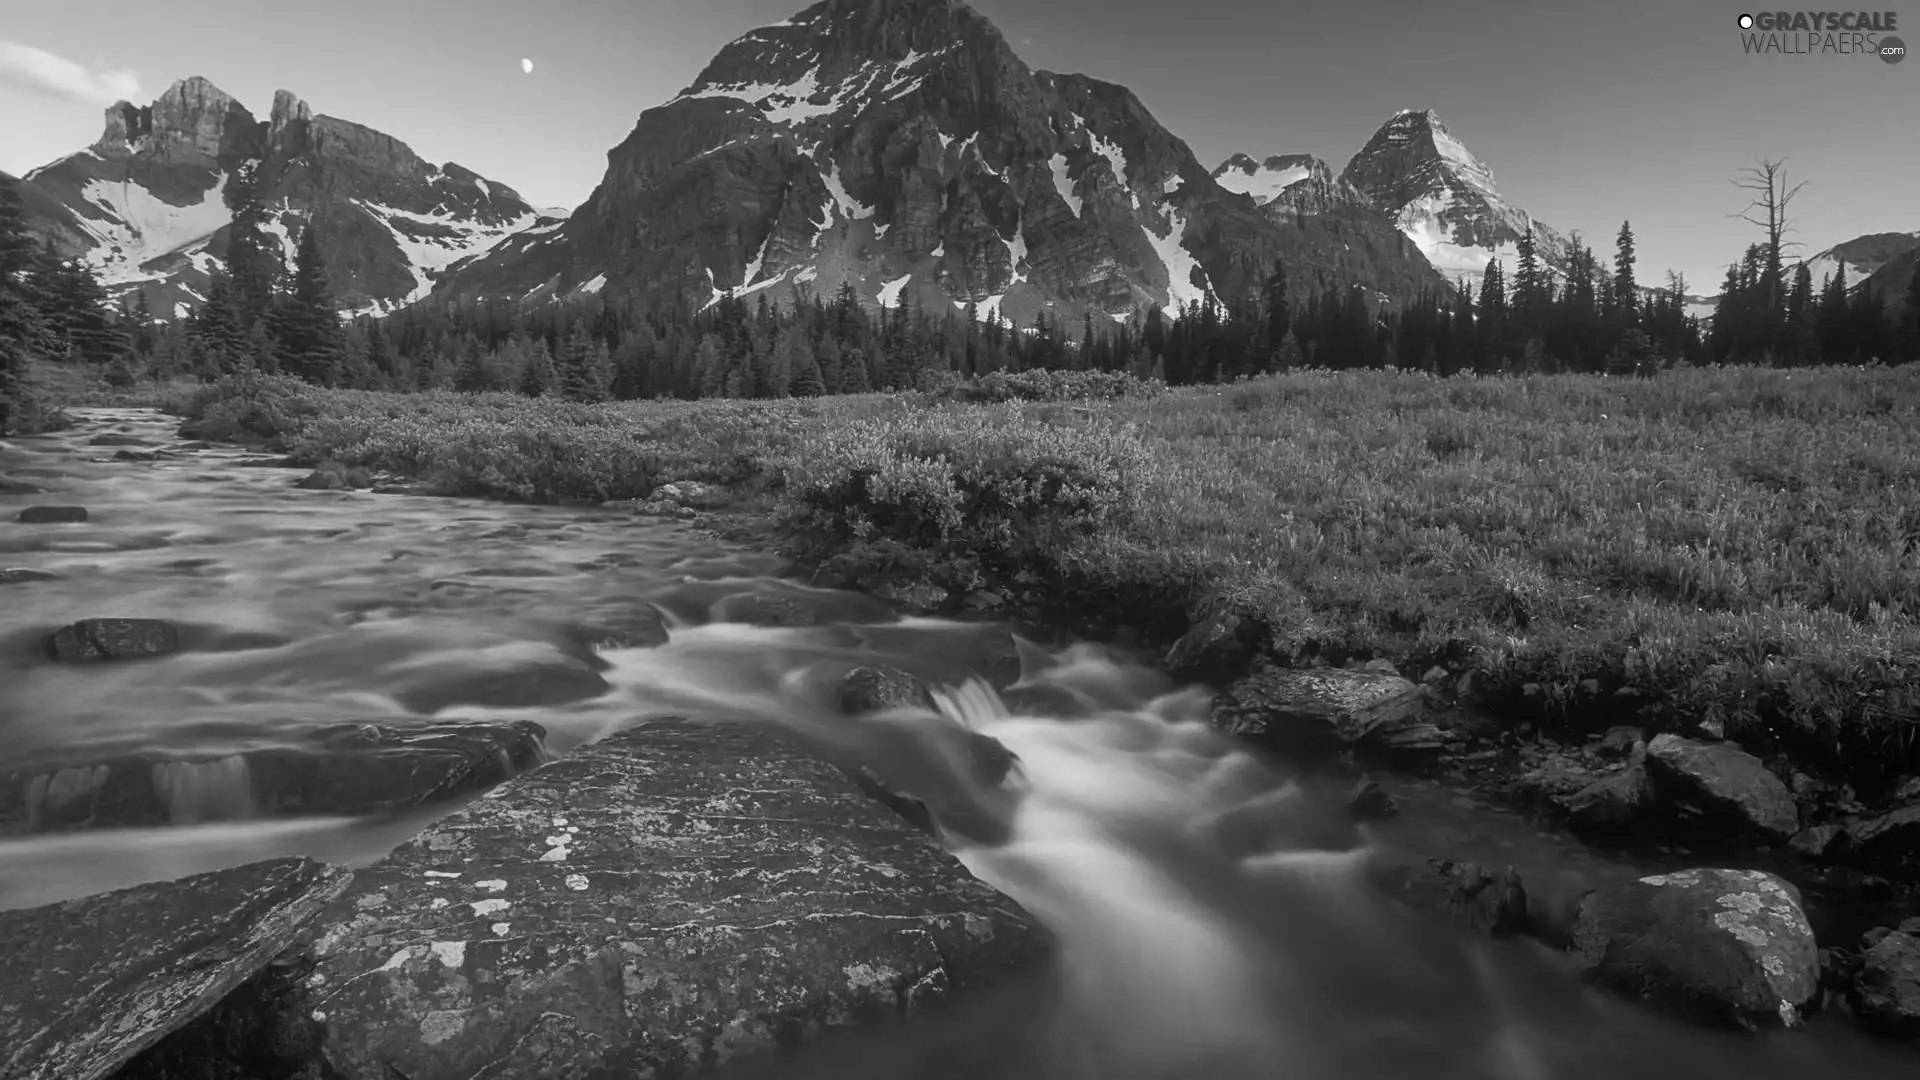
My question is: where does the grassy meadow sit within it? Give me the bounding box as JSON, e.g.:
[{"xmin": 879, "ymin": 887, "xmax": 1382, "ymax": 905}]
[{"xmin": 152, "ymin": 364, "xmax": 1920, "ymax": 788}]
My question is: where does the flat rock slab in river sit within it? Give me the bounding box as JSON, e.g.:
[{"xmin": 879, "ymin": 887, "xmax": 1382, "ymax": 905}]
[
  {"xmin": 15, "ymin": 505, "xmax": 88, "ymax": 523},
  {"xmin": 1, "ymin": 719, "xmax": 548, "ymax": 835},
  {"xmin": 0, "ymin": 857, "xmax": 353, "ymax": 1080},
  {"xmin": 44, "ymin": 617, "xmax": 181, "ymax": 661},
  {"xmin": 309, "ymin": 719, "xmax": 1044, "ymax": 1080}
]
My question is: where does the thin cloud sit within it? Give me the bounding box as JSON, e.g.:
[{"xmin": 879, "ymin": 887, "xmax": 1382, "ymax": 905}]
[{"xmin": 0, "ymin": 42, "xmax": 141, "ymax": 105}]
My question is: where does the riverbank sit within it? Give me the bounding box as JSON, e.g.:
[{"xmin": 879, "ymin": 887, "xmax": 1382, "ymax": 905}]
[
  {"xmin": 5, "ymin": 396, "xmax": 1917, "ymax": 1072},
  {"xmin": 152, "ymin": 367, "xmax": 1920, "ymax": 786}
]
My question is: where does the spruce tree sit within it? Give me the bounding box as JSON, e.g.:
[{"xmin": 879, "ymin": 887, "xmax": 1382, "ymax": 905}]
[
  {"xmin": 519, "ymin": 338, "xmax": 558, "ymax": 396},
  {"xmin": 222, "ymin": 161, "xmax": 279, "ymax": 326},
  {"xmin": 1901, "ymin": 261, "xmax": 1920, "ymax": 364},
  {"xmin": 1612, "ymin": 221, "xmax": 1637, "ymax": 324},
  {"xmin": 280, "ymin": 223, "xmax": 343, "ymax": 382}
]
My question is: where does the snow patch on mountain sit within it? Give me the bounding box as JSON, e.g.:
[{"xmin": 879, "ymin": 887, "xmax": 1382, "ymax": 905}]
[
  {"xmin": 576, "ymin": 273, "xmax": 607, "ymax": 295},
  {"xmin": 71, "ymin": 174, "xmax": 231, "ymax": 285},
  {"xmin": 1213, "ymin": 160, "xmax": 1311, "ymax": 206},
  {"xmin": 1050, "ymin": 153, "xmax": 1081, "ymax": 218},
  {"xmin": 352, "ymin": 198, "xmax": 541, "ymax": 303},
  {"xmin": 1006, "ymin": 224, "xmax": 1029, "ymax": 285},
  {"xmin": 878, "ymin": 272, "xmax": 913, "ymax": 307},
  {"xmin": 1143, "ymin": 207, "xmax": 1208, "ymax": 318},
  {"xmin": 821, "ymin": 163, "xmax": 872, "ymax": 221}
]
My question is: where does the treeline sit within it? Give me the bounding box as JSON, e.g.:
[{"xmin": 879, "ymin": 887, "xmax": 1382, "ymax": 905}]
[{"xmin": 6, "ymin": 164, "xmax": 1919, "ymax": 421}]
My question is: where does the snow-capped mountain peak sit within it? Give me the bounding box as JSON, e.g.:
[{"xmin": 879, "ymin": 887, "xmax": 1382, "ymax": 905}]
[
  {"xmin": 16, "ymin": 77, "xmax": 555, "ymax": 319},
  {"xmin": 1341, "ymin": 107, "xmax": 1566, "ymax": 288}
]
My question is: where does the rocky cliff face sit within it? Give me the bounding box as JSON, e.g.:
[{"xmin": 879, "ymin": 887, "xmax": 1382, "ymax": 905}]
[
  {"xmin": 1337, "ymin": 109, "xmax": 1570, "ymax": 290},
  {"xmin": 17, "ymin": 78, "xmax": 560, "ymax": 319},
  {"xmin": 430, "ymin": 0, "xmax": 1446, "ymax": 322},
  {"xmin": 1804, "ymin": 230, "xmax": 1920, "ymax": 292}
]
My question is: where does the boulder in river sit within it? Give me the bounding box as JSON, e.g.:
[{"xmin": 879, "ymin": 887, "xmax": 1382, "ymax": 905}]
[
  {"xmin": 307, "ymin": 719, "xmax": 1045, "ymax": 1080},
  {"xmin": 0, "ymin": 474, "xmax": 51, "ymax": 494},
  {"xmin": 44, "ymin": 617, "xmax": 181, "ymax": 661},
  {"xmin": 1372, "ymin": 857, "xmax": 1531, "ymax": 938},
  {"xmin": 0, "ymin": 719, "xmax": 548, "ymax": 835},
  {"xmin": 1850, "ymin": 918, "xmax": 1920, "ymax": 1038},
  {"xmin": 86, "ymin": 433, "xmax": 152, "ymax": 447},
  {"xmin": 1568, "ymin": 867, "xmax": 1820, "ymax": 1029},
  {"xmin": 16, "ymin": 505, "xmax": 88, "ymax": 523},
  {"xmin": 0, "ymin": 567, "xmax": 61, "ymax": 584},
  {"xmin": 0, "ymin": 857, "xmax": 352, "ymax": 1080},
  {"xmin": 1644, "ymin": 734, "xmax": 1799, "ymax": 840},
  {"xmin": 1210, "ymin": 668, "xmax": 1445, "ymax": 756}
]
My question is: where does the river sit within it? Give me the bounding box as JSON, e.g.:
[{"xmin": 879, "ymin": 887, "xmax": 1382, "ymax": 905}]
[{"xmin": 0, "ymin": 406, "xmax": 1912, "ymax": 1080}]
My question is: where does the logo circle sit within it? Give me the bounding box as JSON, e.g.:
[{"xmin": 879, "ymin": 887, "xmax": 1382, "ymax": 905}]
[
  {"xmin": 1881, "ymin": 34, "xmax": 1906, "ymax": 63},
  {"xmin": 1738, "ymin": 13, "xmax": 1754, "ymax": 28}
]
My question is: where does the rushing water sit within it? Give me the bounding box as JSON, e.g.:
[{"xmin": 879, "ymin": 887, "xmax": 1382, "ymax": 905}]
[{"xmin": 1, "ymin": 407, "xmax": 1913, "ymax": 1080}]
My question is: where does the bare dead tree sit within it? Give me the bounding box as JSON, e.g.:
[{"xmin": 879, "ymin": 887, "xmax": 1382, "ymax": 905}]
[{"xmin": 1729, "ymin": 158, "xmax": 1808, "ymax": 330}]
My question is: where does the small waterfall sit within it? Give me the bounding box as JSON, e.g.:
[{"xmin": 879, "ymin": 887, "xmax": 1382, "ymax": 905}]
[{"xmin": 152, "ymin": 755, "xmax": 258, "ymax": 824}]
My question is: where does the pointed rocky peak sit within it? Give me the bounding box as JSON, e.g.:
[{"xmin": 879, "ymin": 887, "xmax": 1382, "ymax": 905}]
[
  {"xmin": 270, "ymin": 90, "xmax": 313, "ymax": 135},
  {"xmin": 1341, "ymin": 107, "xmax": 1500, "ymax": 208},
  {"xmin": 668, "ymin": 0, "xmax": 1015, "ymax": 135},
  {"xmin": 92, "ymin": 76, "xmax": 259, "ymax": 165}
]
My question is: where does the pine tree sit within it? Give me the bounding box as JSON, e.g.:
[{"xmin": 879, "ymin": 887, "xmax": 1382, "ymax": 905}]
[
  {"xmin": 518, "ymin": 338, "xmax": 558, "ymax": 396},
  {"xmin": 1612, "ymin": 221, "xmax": 1637, "ymax": 324},
  {"xmin": 841, "ymin": 345, "xmax": 872, "ymax": 392},
  {"xmin": 277, "ymin": 223, "xmax": 344, "ymax": 382},
  {"xmin": 222, "ymin": 161, "xmax": 279, "ymax": 326},
  {"xmin": 1262, "ymin": 259, "xmax": 1290, "ymax": 361},
  {"xmin": 1513, "ymin": 226, "xmax": 1545, "ymax": 322},
  {"xmin": 693, "ymin": 333, "xmax": 725, "ymax": 397}
]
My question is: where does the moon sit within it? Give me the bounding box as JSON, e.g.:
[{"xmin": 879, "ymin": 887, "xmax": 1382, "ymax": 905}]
[{"xmin": 520, "ymin": 57, "xmax": 533, "ymax": 74}]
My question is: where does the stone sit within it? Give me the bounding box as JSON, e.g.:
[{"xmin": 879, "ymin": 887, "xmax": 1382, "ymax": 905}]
[
  {"xmin": 1596, "ymin": 725, "xmax": 1643, "ymax": 759},
  {"xmin": 1645, "ymin": 734, "xmax": 1799, "ymax": 839},
  {"xmin": 1348, "ymin": 778, "xmax": 1398, "ymax": 821},
  {"xmin": 1557, "ymin": 762, "xmax": 1654, "ymax": 829},
  {"xmin": 0, "ymin": 475, "xmax": 51, "ymax": 494},
  {"xmin": 648, "ymin": 479, "xmax": 724, "ymax": 509},
  {"xmin": 86, "ymin": 433, "xmax": 152, "ymax": 447},
  {"xmin": 17, "ymin": 505, "xmax": 88, "ymax": 523},
  {"xmin": 1788, "ymin": 823, "xmax": 1846, "ymax": 859},
  {"xmin": 111, "ymin": 945, "xmax": 332, "ymax": 1080},
  {"xmin": 0, "ymin": 719, "xmax": 547, "ymax": 835},
  {"xmin": 112, "ymin": 449, "xmax": 162, "ymax": 462},
  {"xmin": 1420, "ymin": 665, "xmax": 1450, "ymax": 687},
  {"xmin": 1372, "ymin": 857, "xmax": 1529, "ymax": 937},
  {"xmin": 0, "ymin": 568, "xmax": 62, "ymax": 584},
  {"xmin": 1568, "ymin": 868, "xmax": 1819, "ymax": 1029},
  {"xmin": 44, "ymin": 618, "xmax": 181, "ymax": 661},
  {"xmin": 1851, "ymin": 920, "xmax": 1920, "ymax": 1037},
  {"xmin": 1360, "ymin": 658, "xmax": 1399, "ymax": 676},
  {"xmin": 839, "ymin": 664, "xmax": 933, "ymax": 713},
  {"xmin": 1211, "ymin": 668, "xmax": 1444, "ymax": 755},
  {"xmin": 0, "ymin": 858, "xmax": 353, "ymax": 1080},
  {"xmin": 308, "ymin": 720, "xmax": 1045, "ymax": 1080},
  {"xmin": 711, "ymin": 591, "xmax": 821, "ymax": 627},
  {"xmin": 294, "ymin": 470, "xmax": 348, "ymax": 490},
  {"xmin": 390, "ymin": 654, "xmax": 610, "ymax": 714},
  {"xmin": 1845, "ymin": 804, "xmax": 1920, "ymax": 859}
]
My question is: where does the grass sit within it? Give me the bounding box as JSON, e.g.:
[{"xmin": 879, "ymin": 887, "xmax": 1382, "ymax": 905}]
[
  {"xmin": 156, "ymin": 365, "xmax": 1920, "ymax": 793},
  {"xmin": 5, "ymin": 358, "xmax": 190, "ymax": 433}
]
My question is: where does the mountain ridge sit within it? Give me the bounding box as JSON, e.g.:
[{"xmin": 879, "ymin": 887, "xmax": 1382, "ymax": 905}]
[
  {"xmin": 421, "ymin": 0, "xmax": 1448, "ymax": 324},
  {"xmin": 14, "ymin": 76, "xmax": 561, "ymax": 319}
]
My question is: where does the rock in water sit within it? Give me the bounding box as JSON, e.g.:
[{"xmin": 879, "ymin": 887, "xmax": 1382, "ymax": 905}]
[
  {"xmin": 17, "ymin": 506, "xmax": 88, "ymax": 523},
  {"xmin": 44, "ymin": 618, "xmax": 181, "ymax": 661},
  {"xmin": 1374, "ymin": 857, "xmax": 1530, "ymax": 937},
  {"xmin": 1211, "ymin": 668, "xmax": 1444, "ymax": 755},
  {"xmin": 1568, "ymin": 867, "xmax": 1819, "ymax": 1029},
  {"xmin": 1851, "ymin": 919, "xmax": 1920, "ymax": 1037},
  {"xmin": 309, "ymin": 719, "xmax": 1044, "ymax": 1080},
  {"xmin": 0, "ymin": 719, "xmax": 547, "ymax": 835},
  {"xmin": 1644, "ymin": 734, "xmax": 1799, "ymax": 839},
  {"xmin": 0, "ymin": 858, "xmax": 352, "ymax": 1080}
]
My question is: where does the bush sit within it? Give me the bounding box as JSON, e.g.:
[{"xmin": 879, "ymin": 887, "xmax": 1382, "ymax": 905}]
[
  {"xmin": 920, "ymin": 368, "xmax": 1166, "ymax": 404},
  {"xmin": 775, "ymin": 402, "xmax": 1159, "ymax": 571}
]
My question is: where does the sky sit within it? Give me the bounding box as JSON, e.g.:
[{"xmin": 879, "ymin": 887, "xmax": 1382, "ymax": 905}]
[{"xmin": 0, "ymin": 0, "xmax": 1912, "ymax": 292}]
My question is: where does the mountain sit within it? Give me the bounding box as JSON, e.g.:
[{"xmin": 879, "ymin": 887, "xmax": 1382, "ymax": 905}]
[
  {"xmin": 16, "ymin": 77, "xmax": 562, "ymax": 319},
  {"xmin": 1338, "ymin": 109, "xmax": 1571, "ymax": 290},
  {"xmin": 1863, "ymin": 248, "xmax": 1916, "ymax": 312},
  {"xmin": 427, "ymin": 0, "xmax": 1447, "ymax": 324},
  {"xmin": 1802, "ymin": 230, "xmax": 1920, "ymax": 290}
]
